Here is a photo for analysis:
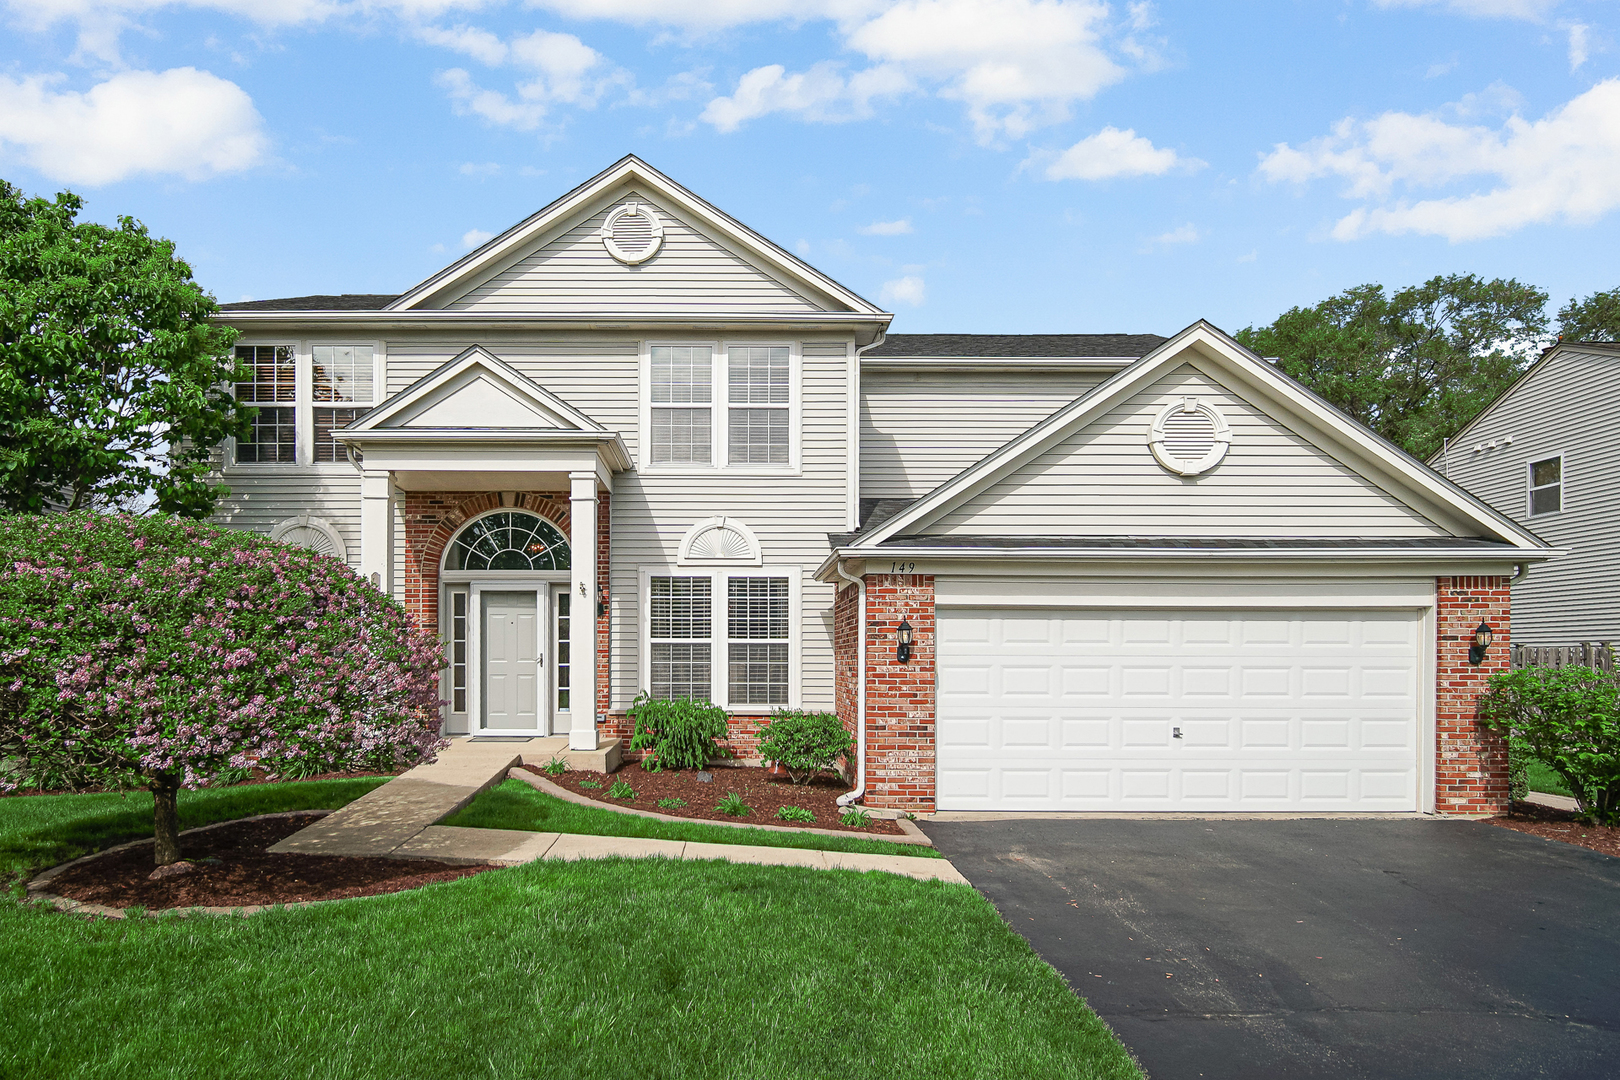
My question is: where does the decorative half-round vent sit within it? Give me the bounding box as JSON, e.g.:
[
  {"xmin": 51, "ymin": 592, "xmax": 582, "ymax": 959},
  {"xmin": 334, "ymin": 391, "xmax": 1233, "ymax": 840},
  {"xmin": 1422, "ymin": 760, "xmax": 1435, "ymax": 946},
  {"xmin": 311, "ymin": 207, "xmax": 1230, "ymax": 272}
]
[
  {"xmin": 600, "ymin": 201, "xmax": 665, "ymax": 265},
  {"xmin": 271, "ymin": 516, "xmax": 348, "ymax": 561},
  {"xmin": 1148, "ymin": 397, "xmax": 1231, "ymax": 477},
  {"xmin": 678, "ymin": 516, "xmax": 762, "ymax": 566}
]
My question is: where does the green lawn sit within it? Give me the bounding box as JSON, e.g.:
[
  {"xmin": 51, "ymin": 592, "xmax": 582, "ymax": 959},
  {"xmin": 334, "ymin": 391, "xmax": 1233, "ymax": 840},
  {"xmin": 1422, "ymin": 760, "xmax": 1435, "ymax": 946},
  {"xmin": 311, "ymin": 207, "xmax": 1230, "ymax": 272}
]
[
  {"xmin": 1, "ymin": 777, "xmax": 392, "ymax": 887},
  {"xmin": 445, "ymin": 778, "xmax": 943, "ymax": 858},
  {"xmin": 1526, "ymin": 758, "xmax": 1572, "ymax": 798},
  {"xmin": 1, "ymin": 783, "xmax": 1141, "ymax": 1079}
]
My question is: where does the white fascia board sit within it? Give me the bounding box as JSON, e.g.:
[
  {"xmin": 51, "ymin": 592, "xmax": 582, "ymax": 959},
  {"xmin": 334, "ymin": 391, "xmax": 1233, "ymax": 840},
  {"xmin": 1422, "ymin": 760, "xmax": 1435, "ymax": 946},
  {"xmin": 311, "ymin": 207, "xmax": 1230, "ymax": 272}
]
[
  {"xmin": 216, "ymin": 309, "xmax": 890, "ymax": 339},
  {"xmin": 338, "ymin": 429, "xmax": 633, "ymax": 470},
  {"xmin": 384, "ymin": 156, "xmax": 886, "ymax": 316},
  {"xmin": 853, "ymin": 320, "xmax": 1551, "ymax": 551},
  {"xmin": 348, "ymin": 345, "xmax": 604, "ymax": 434}
]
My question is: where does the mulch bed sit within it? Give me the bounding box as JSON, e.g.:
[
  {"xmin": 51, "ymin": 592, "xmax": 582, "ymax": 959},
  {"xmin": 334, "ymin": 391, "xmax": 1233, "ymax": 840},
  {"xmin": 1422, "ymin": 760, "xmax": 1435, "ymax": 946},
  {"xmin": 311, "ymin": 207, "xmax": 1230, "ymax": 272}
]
[
  {"xmin": 525, "ymin": 762, "xmax": 905, "ymax": 836},
  {"xmin": 41, "ymin": 814, "xmax": 497, "ymax": 911},
  {"xmin": 1489, "ymin": 801, "xmax": 1620, "ymax": 859}
]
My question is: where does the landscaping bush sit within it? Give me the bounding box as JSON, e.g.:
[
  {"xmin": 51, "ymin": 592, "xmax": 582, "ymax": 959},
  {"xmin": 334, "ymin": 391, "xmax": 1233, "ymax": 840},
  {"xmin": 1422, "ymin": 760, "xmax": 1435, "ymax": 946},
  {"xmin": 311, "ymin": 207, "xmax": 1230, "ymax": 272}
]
[
  {"xmin": 0, "ymin": 512, "xmax": 446, "ymax": 862},
  {"xmin": 626, "ymin": 692, "xmax": 729, "ymax": 772},
  {"xmin": 1479, "ymin": 665, "xmax": 1620, "ymax": 824},
  {"xmin": 755, "ymin": 709, "xmax": 853, "ymax": 784}
]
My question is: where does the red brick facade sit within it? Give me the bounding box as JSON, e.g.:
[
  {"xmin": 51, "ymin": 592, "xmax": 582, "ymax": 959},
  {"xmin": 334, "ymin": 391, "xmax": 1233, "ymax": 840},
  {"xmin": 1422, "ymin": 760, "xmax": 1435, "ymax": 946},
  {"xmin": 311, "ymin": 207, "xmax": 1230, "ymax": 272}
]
[
  {"xmin": 861, "ymin": 573, "xmax": 937, "ymax": 811},
  {"xmin": 399, "ymin": 489, "xmax": 611, "ymax": 722},
  {"xmin": 1434, "ymin": 575, "xmax": 1512, "ymax": 815}
]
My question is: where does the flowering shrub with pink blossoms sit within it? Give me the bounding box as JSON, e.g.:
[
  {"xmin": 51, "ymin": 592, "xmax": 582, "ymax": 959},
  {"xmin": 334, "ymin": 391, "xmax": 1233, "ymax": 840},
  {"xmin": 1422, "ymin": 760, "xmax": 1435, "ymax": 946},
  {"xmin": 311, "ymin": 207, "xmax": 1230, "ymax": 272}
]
[{"xmin": 0, "ymin": 512, "xmax": 447, "ymax": 799}]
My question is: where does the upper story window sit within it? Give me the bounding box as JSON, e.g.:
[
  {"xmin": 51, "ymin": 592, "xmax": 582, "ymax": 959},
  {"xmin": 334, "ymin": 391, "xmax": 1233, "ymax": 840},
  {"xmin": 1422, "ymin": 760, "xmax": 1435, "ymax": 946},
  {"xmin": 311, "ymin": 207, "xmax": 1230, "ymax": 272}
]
[
  {"xmin": 1528, "ymin": 455, "xmax": 1562, "ymax": 516},
  {"xmin": 645, "ymin": 342, "xmax": 797, "ymax": 471},
  {"xmin": 232, "ymin": 343, "xmax": 378, "ymax": 467}
]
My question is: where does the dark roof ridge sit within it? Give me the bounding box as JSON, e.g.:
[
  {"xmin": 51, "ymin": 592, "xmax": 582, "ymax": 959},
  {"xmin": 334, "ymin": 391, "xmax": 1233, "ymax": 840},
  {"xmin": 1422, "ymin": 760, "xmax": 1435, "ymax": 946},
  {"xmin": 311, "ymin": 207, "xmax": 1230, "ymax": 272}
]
[{"xmin": 865, "ymin": 333, "xmax": 1166, "ymax": 359}]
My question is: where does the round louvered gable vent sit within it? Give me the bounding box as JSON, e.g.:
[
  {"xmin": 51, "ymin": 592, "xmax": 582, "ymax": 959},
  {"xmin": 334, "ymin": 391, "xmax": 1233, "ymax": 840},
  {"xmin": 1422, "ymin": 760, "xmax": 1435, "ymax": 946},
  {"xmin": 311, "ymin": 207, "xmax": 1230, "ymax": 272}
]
[
  {"xmin": 600, "ymin": 201, "xmax": 665, "ymax": 264},
  {"xmin": 1148, "ymin": 398, "xmax": 1231, "ymax": 476}
]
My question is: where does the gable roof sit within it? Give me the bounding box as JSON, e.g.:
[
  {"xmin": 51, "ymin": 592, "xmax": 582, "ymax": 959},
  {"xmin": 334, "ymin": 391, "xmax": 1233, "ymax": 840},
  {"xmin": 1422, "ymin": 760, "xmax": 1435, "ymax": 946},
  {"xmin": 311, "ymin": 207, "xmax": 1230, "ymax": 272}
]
[
  {"xmin": 847, "ymin": 321, "xmax": 1552, "ymax": 553},
  {"xmin": 346, "ymin": 345, "xmax": 608, "ymax": 434},
  {"xmin": 1429, "ymin": 339, "xmax": 1620, "ymax": 465},
  {"xmin": 864, "ymin": 333, "xmax": 1166, "ymax": 359},
  {"xmin": 219, "ymin": 294, "xmax": 398, "ymax": 312},
  {"xmin": 386, "ymin": 155, "xmax": 887, "ymax": 317}
]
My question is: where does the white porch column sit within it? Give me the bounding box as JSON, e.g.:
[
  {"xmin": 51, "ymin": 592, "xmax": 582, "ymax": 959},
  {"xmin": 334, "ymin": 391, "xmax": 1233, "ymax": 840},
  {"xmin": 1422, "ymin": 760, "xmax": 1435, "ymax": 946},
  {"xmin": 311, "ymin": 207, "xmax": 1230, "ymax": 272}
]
[
  {"xmin": 360, "ymin": 469, "xmax": 395, "ymax": 594},
  {"xmin": 569, "ymin": 470, "xmax": 600, "ymax": 751}
]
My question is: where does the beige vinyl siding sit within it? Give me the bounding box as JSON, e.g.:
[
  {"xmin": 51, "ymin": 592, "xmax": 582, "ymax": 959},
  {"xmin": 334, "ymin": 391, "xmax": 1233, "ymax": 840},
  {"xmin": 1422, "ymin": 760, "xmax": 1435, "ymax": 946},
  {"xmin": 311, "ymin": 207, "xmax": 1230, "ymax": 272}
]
[
  {"xmin": 212, "ymin": 467, "xmax": 363, "ymax": 570},
  {"xmin": 924, "ymin": 364, "xmax": 1448, "ymax": 538},
  {"xmin": 1433, "ymin": 347, "xmax": 1620, "ymax": 642},
  {"xmin": 444, "ymin": 191, "xmax": 828, "ymax": 314},
  {"xmin": 860, "ymin": 369, "xmax": 1105, "ymax": 499}
]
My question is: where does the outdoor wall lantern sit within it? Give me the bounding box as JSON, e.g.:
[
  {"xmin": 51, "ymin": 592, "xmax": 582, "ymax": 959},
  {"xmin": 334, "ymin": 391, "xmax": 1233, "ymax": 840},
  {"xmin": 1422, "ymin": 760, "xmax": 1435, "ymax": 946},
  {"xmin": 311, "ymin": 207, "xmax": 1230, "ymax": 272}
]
[
  {"xmin": 1469, "ymin": 620, "xmax": 1494, "ymax": 665},
  {"xmin": 896, "ymin": 618, "xmax": 913, "ymax": 664}
]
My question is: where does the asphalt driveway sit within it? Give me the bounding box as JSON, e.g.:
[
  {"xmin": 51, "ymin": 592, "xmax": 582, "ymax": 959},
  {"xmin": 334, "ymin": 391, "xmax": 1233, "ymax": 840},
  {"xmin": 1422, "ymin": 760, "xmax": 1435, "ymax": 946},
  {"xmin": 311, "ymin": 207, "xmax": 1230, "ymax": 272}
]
[{"xmin": 922, "ymin": 817, "xmax": 1620, "ymax": 1080}]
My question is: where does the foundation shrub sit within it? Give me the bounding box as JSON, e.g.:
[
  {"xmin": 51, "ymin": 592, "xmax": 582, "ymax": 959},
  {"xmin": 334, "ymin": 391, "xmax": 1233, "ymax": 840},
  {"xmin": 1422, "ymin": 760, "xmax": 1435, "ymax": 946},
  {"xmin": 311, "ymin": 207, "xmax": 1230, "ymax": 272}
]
[
  {"xmin": 756, "ymin": 709, "xmax": 853, "ymax": 784},
  {"xmin": 1479, "ymin": 665, "xmax": 1620, "ymax": 824},
  {"xmin": 626, "ymin": 693, "xmax": 729, "ymax": 772}
]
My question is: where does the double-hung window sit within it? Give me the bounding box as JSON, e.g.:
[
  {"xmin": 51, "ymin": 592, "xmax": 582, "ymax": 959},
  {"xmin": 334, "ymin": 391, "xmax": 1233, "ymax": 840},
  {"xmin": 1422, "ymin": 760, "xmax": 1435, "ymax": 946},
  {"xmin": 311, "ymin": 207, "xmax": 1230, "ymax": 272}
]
[
  {"xmin": 727, "ymin": 346, "xmax": 789, "ymax": 465},
  {"xmin": 647, "ymin": 571, "xmax": 793, "ymax": 708},
  {"xmin": 313, "ymin": 345, "xmax": 374, "ymax": 463},
  {"xmin": 234, "ymin": 345, "xmax": 297, "ymax": 464},
  {"xmin": 232, "ymin": 342, "xmax": 376, "ymax": 466},
  {"xmin": 650, "ymin": 346, "xmax": 713, "ymax": 465},
  {"xmin": 1528, "ymin": 455, "xmax": 1562, "ymax": 516}
]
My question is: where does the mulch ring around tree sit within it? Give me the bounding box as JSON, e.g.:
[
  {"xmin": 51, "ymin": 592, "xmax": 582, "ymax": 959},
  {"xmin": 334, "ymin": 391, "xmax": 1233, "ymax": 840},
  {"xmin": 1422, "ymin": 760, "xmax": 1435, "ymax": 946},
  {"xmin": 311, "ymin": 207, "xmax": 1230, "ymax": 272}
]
[
  {"xmin": 36, "ymin": 813, "xmax": 497, "ymax": 914},
  {"xmin": 1489, "ymin": 801, "xmax": 1620, "ymax": 859},
  {"xmin": 526, "ymin": 762, "xmax": 906, "ymax": 836}
]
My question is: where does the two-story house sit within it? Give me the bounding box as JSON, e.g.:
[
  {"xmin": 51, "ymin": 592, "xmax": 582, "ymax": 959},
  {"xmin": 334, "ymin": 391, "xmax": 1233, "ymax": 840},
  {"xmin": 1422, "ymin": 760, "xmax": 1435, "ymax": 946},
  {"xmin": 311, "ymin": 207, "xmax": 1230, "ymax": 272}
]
[
  {"xmin": 214, "ymin": 156, "xmax": 1552, "ymax": 817},
  {"xmin": 1430, "ymin": 339, "xmax": 1618, "ymax": 647}
]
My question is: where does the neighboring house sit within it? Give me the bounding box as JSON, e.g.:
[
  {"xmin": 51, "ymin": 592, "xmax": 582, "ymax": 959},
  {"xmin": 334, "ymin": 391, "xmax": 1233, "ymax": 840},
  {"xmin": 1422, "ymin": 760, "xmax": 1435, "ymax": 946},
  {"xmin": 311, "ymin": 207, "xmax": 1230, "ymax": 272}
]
[
  {"xmin": 213, "ymin": 155, "xmax": 1551, "ymax": 817},
  {"xmin": 1429, "ymin": 340, "xmax": 1617, "ymax": 646}
]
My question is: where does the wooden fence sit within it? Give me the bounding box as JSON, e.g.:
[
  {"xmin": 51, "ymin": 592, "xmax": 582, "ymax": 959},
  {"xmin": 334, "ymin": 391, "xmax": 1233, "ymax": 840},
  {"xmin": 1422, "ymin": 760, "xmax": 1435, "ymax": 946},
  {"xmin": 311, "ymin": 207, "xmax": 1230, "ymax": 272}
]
[{"xmin": 1510, "ymin": 642, "xmax": 1615, "ymax": 673}]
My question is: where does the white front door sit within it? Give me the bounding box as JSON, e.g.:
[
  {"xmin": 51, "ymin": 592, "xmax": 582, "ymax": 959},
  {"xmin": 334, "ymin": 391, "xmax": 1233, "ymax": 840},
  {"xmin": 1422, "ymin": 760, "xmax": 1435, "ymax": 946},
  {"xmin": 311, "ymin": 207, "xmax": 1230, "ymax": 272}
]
[
  {"xmin": 936, "ymin": 607, "xmax": 1422, "ymax": 812},
  {"xmin": 481, "ymin": 590, "xmax": 543, "ymax": 732}
]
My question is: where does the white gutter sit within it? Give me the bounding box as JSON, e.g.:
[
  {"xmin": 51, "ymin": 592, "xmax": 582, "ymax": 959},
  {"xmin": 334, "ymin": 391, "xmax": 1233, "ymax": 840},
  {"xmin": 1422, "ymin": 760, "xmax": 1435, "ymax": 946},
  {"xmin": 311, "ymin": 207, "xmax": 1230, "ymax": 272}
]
[{"xmin": 833, "ymin": 559, "xmax": 867, "ymax": 808}]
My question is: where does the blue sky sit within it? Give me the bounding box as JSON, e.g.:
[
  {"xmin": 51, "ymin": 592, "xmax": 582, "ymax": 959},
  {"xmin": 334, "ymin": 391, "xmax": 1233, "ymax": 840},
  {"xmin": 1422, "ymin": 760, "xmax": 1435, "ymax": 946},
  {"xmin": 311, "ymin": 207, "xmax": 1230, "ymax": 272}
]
[{"xmin": 0, "ymin": 0, "xmax": 1615, "ymax": 335}]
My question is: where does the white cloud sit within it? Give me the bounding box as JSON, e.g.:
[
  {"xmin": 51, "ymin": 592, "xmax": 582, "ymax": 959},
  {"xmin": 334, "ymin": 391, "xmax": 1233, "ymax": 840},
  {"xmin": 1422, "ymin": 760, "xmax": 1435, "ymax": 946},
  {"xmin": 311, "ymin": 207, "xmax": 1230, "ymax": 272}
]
[
  {"xmin": 0, "ymin": 67, "xmax": 266, "ymax": 185},
  {"xmin": 879, "ymin": 274, "xmax": 926, "ymax": 305},
  {"xmin": 700, "ymin": 62, "xmax": 909, "ymax": 132},
  {"xmin": 857, "ymin": 217, "xmax": 912, "ymax": 234},
  {"xmin": 1037, "ymin": 125, "xmax": 1200, "ymax": 180},
  {"xmin": 416, "ymin": 23, "xmax": 510, "ymax": 65},
  {"xmin": 436, "ymin": 68, "xmax": 549, "ymax": 129},
  {"xmin": 1144, "ymin": 222, "xmax": 1198, "ymax": 247},
  {"xmin": 462, "ymin": 227, "xmax": 494, "ymax": 247},
  {"xmin": 459, "ymin": 160, "xmax": 500, "ymax": 177},
  {"xmin": 429, "ymin": 26, "xmax": 627, "ymax": 128},
  {"xmin": 1566, "ymin": 22, "xmax": 1589, "ymax": 71},
  {"xmin": 1370, "ymin": 0, "xmax": 1559, "ymax": 18},
  {"xmin": 1257, "ymin": 79, "xmax": 1620, "ymax": 242}
]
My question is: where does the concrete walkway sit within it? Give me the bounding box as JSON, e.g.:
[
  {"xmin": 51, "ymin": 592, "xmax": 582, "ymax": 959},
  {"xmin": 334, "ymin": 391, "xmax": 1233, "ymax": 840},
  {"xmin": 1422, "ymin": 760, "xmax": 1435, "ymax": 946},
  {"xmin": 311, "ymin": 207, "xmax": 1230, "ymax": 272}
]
[{"xmin": 269, "ymin": 738, "xmax": 967, "ymax": 883}]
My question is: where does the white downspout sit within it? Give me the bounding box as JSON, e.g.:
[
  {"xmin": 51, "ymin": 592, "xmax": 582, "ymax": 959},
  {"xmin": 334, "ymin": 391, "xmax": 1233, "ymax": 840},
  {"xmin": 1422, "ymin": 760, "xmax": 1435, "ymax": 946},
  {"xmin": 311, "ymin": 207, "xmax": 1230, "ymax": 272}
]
[{"xmin": 834, "ymin": 559, "xmax": 867, "ymax": 807}]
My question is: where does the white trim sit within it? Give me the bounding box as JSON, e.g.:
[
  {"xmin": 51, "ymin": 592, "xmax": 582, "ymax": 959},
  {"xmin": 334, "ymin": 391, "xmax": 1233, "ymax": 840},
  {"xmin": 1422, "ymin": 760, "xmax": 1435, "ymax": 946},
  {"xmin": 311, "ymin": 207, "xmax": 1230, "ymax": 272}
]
[
  {"xmin": 677, "ymin": 516, "xmax": 764, "ymax": 566},
  {"xmin": 1147, "ymin": 396, "xmax": 1230, "ymax": 476},
  {"xmin": 600, "ymin": 200, "xmax": 665, "ymax": 265},
  {"xmin": 933, "ymin": 577, "xmax": 1437, "ymax": 609},
  {"xmin": 270, "ymin": 515, "xmax": 348, "ymax": 561},
  {"xmin": 347, "ymin": 345, "xmax": 605, "ymax": 434},
  {"xmin": 637, "ymin": 564, "xmax": 803, "ymax": 712},
  {"xmin": 439, "ymin": 506, "xmax": 574, "ymax": 574},
  {"xmin": 848, "ymin": 321, "xmax": 1549, "ymax": 552},
  {"xmin": 1526, "ymin": 451, "xmax": 1564, "ymax": 518}
]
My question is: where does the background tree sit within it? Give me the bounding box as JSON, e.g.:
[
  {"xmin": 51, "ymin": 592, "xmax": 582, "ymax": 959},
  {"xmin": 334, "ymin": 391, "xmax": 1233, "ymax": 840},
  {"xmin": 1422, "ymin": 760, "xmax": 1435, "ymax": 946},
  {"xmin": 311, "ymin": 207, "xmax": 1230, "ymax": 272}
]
[
  {"xmin": 0, "ymin": 513, "xmax": 445, "ymax": 865},
  {"xmin": 0, "ymin": 181, "xmax": 250, "ymax": 517},
  {"xmin": 1556, "ymin": 287, "xmax": 1620, "ymax": 343},
  {"xmin": 1234, "ymin": 274, "xmax": 1548, "ymax": 460}
]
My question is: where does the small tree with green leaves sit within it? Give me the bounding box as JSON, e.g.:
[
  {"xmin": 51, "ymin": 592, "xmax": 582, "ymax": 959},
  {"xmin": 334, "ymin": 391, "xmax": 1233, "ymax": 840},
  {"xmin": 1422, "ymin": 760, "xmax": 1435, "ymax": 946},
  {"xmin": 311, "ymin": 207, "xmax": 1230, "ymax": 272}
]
[
  {"xmin": 1478, "ymin": 666, "xmax": 1620, "ymax": 824},
  {"xmin": 0, "ymin": 181, "xmax": 250, "ymax": 517},
  {"xmin": 626, "ymin": 693, "xmax": 729, "ymax": 772},
  {"xmin": 1557, "ymin": 287, "xmax": 1620, "ymax": 343}
]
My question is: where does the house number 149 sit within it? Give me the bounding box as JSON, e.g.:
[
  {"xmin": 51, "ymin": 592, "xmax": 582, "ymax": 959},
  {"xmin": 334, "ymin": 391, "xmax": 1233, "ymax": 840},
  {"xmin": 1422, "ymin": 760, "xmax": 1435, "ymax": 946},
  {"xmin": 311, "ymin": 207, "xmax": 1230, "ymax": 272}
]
[{"xmin": 889, "ymin": 562, "xmax": 916, "ymax": 573}]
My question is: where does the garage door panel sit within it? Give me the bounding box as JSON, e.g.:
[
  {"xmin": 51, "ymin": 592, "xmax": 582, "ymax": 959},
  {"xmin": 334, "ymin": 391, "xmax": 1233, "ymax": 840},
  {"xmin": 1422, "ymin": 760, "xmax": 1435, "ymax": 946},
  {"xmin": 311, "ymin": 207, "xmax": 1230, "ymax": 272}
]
[{"xmin": 937, "ymin": 607, "xmax": 1422, "ymax": 812}]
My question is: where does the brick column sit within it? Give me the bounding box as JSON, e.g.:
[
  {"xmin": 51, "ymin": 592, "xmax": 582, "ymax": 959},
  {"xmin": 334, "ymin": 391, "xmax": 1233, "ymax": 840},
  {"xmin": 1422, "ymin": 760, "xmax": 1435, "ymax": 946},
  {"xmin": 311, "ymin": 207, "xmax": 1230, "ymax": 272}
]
[
  {"xmin": 1435, "ymin": 575, "xmax": 1512, "ymax": 815},
  {"xmin": 833, "ymin": 581, "xmax": 859, "ymax": 779},
  {"xmin": 863, "ymin": 573, "xmax": 936, "ymax": 811}
]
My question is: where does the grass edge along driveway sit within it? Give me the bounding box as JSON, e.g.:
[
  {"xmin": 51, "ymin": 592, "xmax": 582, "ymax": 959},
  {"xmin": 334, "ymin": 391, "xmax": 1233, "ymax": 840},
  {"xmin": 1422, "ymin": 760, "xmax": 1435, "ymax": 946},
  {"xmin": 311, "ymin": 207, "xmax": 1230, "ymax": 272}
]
[{"xmin": 2, "ymin": 784, "xmax": 1141, "ymax": 1080}]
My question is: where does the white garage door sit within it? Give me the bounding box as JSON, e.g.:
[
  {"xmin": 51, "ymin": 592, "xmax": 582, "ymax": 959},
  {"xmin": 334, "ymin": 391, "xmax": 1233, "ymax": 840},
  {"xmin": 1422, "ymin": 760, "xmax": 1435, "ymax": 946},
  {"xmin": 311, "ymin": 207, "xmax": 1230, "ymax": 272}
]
[{"xmin": 936, "ymin": 609, "xmax": 1422, "ymax": 812}]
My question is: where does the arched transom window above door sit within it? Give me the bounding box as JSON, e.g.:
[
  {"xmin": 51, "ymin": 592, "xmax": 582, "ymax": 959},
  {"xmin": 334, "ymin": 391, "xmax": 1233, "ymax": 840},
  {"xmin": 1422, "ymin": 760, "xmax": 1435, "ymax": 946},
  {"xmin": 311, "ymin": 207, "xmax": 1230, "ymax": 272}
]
[{"xmin": 444, "ymin": 511, "xmax": 571, "ymax": 571}]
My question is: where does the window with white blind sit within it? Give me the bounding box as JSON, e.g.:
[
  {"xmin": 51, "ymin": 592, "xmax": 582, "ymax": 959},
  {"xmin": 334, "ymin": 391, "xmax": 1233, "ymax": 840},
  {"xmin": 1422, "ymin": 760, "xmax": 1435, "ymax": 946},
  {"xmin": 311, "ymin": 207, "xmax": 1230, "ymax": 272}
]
[
  {"xmin": 232, "ymin": 342, "xmax": 378, "ymax": 467},
  {"xmin": 650, "ymin": 345, "xmax": 713, "ymax": 465},
  {"xmin": 643, "ymin": 342, "xmax": 796, "ymax": 471},
  {"xmin": 727, "ymin": 346, "xmax": 790, "ymax": 465},
  {"xmin": 645, "ymin": 570, "xmax": 796, "ymax": 708}
]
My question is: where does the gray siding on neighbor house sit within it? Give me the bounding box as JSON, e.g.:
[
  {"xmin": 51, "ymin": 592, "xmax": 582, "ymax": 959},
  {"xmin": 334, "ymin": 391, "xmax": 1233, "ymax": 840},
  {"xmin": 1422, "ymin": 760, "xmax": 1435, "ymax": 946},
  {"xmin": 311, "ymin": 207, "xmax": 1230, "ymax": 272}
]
[
  {"xmin": 1431, "ymin": 346, "xmax": 1620, "ymax": 642},
  {"xmin": 442, "ymin": 189, "xmax": 829, "ymax": 314},
  {"xmin": 860, "ymin": 368, "xmax": 1106, "ymax": 499},
  {"xmin": 921, "ymin": 364, "xmax": 1449, "ymax": 538}
]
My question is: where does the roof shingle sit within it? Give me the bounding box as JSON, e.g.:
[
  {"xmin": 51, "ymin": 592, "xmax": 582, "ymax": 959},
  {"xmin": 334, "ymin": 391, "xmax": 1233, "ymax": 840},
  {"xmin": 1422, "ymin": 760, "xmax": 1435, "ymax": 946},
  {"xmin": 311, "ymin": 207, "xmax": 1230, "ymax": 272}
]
[{"xmin": 863, "ymin": 333, "xmax": 1166, "ymax": 359}]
